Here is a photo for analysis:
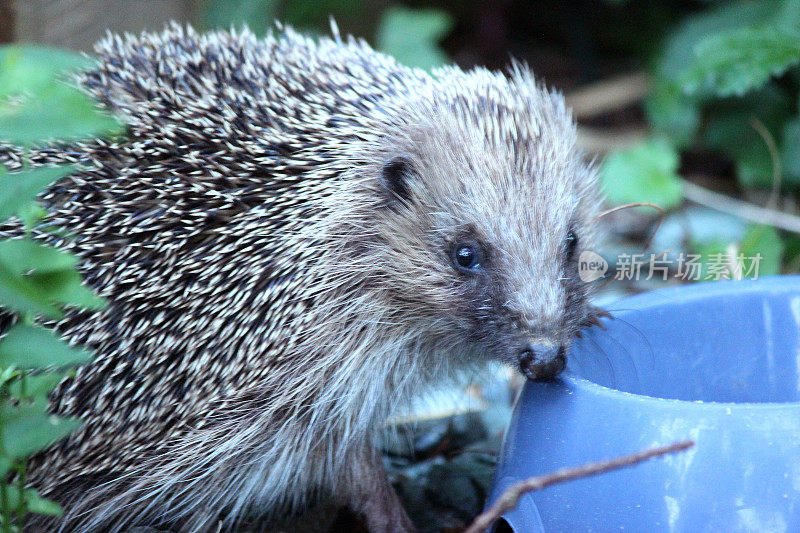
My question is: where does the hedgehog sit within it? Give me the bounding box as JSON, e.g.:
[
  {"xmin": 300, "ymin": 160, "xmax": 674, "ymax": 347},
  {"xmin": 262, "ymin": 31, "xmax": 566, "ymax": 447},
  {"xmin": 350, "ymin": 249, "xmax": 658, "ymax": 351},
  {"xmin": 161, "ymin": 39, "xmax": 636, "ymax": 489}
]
[{"xmin": 0, "ymin": 22, "xmax": 602, "ymax": 532}]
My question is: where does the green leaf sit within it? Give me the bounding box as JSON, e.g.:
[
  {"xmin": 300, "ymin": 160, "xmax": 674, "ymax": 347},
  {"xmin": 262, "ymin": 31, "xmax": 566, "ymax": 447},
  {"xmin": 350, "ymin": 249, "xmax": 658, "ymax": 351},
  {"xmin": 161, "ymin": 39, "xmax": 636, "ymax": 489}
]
[
  {"xmin": 780, "ymin": 117, "xmax": 800, "ymax": 183},
  {"xmin": 17, "ymin": 202, "xmax": 49, "ymax": 230},
  {"xmin": 0, "ymin": 264, "xmax": 62, "ymax": 318},
  {"xmin": 0, "ymin": 45, "xmax": 123, "ymax": 145},
  {"xmin": 0, "ymin": 46, "xmax": 90, "ymax": 99},
  {"xmin": 691, "ymin": 239, "xmax": 731, "ymax": 282},
  {"xmin": 0, "ymin": 484, "xmax": 62, "ymax": 517},
  {"xmin": 740, "ymin": 224, "xmax": 783, "ymax": 277},
  {"xmin": 781, "ymin": 232, "xmax": 800, "ymax": 266},
  {"xmin": 8, "ymin": 372, "xmax": 65, "ymax": 399},
  {"xmin": 280, "ymin": 0, "xmax": 361, "ymax": 30},
  {"xmin": 736, "ymin": 142, "xmax": 776, "ymax": 189},
  {"xmin": 700, "ymin": 85, "xmax": 791, "ymax": 189},
  {"xmin": 0, "ymin": 407, "xmax": 80, "ymax": 459},
  {"xmin": 200, "ymin": 0, "xmax": 278, "ymax": 35},
  {"xmin": 645, "ymin": 80, "xmax": 700, "ymax": 148},
  {"xmin": 0, "ymin": 367, "xmax": 17, "ymax": 387},
  {"xmin": 28, "ymin": 270, "xmax": 106, "ymax": 310},
  {"xmin": 682, "ymin": 26, "xmax": 800, "ymax": 97},
  {"xmin": 25, "ymin": 489, "xmax": 63, "ymax": 516},
  {"xmin": 0, "ymin": 165, "xmax": 77, "ymax": 223},
  {"xmin": 692, "ymin": 224, "xmax": 785, "ymax": 280},
  {"xmin": 377, "ymin": 7, "xmax": 453, "ymax": 70},
  {"xmin": 0, "ymin": 84, "xmax": 123, "ymax": 146},
  {"xmin": 646, "ymin": 0, "xmax": 788, "ymax": 145},
  {"xmin": 600, "ymin": 140, "xmax": 684, "ymax": 209},
  {"xmin": 0, "ymin": 324, "xmax": 93, "ymax": 369},
  {"xmin": 0, "ymin": 239, "xmax": 78, "ymax": 275},
  {"xmin": 654, "ymin": 0, "xmax": 780, "ymax": 89}
]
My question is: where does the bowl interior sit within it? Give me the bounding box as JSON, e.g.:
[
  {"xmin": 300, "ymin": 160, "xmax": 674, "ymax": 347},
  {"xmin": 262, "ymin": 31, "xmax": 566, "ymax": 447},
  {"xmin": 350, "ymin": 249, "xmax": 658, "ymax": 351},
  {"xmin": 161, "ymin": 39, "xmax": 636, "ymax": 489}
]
[{"xmin": 568, "ymin": 280, "xmax": 800, "ymax": 403}]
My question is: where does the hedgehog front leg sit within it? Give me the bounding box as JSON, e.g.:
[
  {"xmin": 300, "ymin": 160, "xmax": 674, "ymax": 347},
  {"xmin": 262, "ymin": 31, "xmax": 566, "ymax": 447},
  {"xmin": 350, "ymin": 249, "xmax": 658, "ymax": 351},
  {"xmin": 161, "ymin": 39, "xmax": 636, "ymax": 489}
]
[{"xmin": 343, "ymin": 445, "xmax": 416, "ymax": 533}]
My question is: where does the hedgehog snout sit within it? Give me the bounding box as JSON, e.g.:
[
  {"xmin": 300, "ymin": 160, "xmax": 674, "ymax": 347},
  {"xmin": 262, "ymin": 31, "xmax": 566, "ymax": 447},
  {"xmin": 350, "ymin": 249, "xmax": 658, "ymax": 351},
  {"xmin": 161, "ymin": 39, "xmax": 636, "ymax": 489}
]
[{"xmin": 518, "ymin": 343, "xmax": 566, "ymax": 381}]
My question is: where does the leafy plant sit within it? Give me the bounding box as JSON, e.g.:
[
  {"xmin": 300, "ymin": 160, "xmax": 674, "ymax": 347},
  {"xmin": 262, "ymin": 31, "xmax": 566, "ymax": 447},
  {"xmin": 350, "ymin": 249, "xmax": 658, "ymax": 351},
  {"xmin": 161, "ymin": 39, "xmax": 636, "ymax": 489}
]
[
  {"xmin": 740, "ymin": 224, "xmax": 784, "ymax": 276},
  {"xmin": 199, "ymin": 0, "xmax": 363, "ymax": 35},
  {"xmin": 600, "ymin": 0, "xmax": 800, "ymax": 278},
  {"xmin": 600, "ymin": 139, "xmax": 684, "ymax": 209},
  {"xmin": 681, "ymin": 26, "xmax": 800, "ymax": 98},
  {"xmin": 618, "ymin": 0, "xmax": 799, "ymax": 187},
  {"xmin": 0, "ymin": 47, "xmax": 121, "ymax": 146},
  {"xmin": 644, "ymin": 0, "xmax": 785, "ymax": 148},
  {"xmin": 0, "ymin": 45, "xmax": 119, "ymax": 531},
  {"xmin": 198, "ymin": 1, "xmax": 452, "ymax": 70},
  {"xmin": 376, "ymin": 7, "xmax": 453, "ymax": 70},
  {"xmin": 200, "ymin": 0, "xmax": 278, "ymax": 35}
]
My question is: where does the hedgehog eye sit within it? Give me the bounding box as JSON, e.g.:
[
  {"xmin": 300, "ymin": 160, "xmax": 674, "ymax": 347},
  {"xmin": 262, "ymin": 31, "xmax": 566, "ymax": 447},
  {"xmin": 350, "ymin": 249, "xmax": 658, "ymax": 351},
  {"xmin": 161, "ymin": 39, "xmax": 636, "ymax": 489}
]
[
  {"xmin": 452, "ymin": 244, "xmax": 483, "ymax": 272},
  {"xmin": 565, "ymin": 230, "xmax": 578, "ymax": 259}
]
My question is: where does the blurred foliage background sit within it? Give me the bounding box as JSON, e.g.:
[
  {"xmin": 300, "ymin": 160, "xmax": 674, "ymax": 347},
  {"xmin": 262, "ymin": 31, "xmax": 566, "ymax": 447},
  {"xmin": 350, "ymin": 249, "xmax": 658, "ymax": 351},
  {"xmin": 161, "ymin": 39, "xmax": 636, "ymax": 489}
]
[{"xmin": 2, "ymin": 0, "xmax": 800, "ymax": 530}]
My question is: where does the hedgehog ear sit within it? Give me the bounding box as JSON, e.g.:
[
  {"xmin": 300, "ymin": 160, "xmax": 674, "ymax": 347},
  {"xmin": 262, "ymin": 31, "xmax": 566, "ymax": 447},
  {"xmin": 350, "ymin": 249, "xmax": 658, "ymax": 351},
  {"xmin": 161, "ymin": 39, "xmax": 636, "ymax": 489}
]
[{"xmin": 380, "ymin": 155, "xmax": 415, "ymax": 203}]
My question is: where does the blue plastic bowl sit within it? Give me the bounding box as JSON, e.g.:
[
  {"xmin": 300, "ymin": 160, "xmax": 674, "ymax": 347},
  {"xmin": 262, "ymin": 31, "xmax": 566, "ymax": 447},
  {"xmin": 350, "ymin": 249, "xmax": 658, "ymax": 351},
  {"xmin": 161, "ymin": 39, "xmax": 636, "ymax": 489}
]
[{"xmin": 488, "ymin": 277, "xmax": 800, "ymax": 532}]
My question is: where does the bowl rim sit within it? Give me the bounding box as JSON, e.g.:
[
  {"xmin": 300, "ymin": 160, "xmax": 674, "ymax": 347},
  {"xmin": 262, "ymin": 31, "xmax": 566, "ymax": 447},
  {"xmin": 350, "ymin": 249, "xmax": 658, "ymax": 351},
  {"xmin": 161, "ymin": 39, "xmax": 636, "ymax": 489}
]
[
  {"xmin": 567, "ymin": 276, "xmax": 800, "ymax": 410},
  {"xmin": 603, "ymin": 275, "xmax": 800, "ymax": 312}
]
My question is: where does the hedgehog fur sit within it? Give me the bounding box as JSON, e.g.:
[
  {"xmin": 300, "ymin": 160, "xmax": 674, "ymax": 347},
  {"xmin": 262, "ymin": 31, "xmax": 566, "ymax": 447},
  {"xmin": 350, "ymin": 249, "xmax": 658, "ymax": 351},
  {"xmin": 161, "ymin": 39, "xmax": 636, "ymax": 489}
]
[{"xmin": 0, "ymin": 22, "xmax": 600, "ymax": 532}]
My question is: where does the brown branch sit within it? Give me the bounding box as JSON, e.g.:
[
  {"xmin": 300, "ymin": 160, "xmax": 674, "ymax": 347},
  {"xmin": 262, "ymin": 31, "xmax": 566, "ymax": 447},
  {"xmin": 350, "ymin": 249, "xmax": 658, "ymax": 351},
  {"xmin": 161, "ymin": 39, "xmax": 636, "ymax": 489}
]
[
  {"xmin": 681, "ymin": 178, "xmax": 800, "ymax": 233},
  {"xmin": 463, "ymin": 440, "xmax": 694, "ymax": 533},
  {"xmin": 749, "ymin": 117, "xmax": 782, "ymax": 210},
  {"xmin": 566, "ymin": 72, "xmax": 649, "ymax": 119},
  {"xmin": 566, "ymin": 73, "xmax": 649, "ymax": 154},
  {"xmin": 594, "ymin": 202, "xmax": 666, "ymax": 250},
  {"xmin": 576, "ymin": 126, "xmax": 649, "ymax": 155}
]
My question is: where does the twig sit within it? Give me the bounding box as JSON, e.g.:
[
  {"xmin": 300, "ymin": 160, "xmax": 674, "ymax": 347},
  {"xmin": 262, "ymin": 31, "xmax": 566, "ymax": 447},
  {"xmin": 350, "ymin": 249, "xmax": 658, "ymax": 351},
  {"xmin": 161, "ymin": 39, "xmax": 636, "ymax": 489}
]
[
  {"xmin": 593, "ymin": 202, "xmax": 667, "ymax": 291},
  {"xmin": 567, "ymin": 72, "xmax": 649, "ymax": 154},
  {"xmin": 566, "ymin": 72, "xmax": 649, "ymax": 119},
  {"xmin": 681, "ymin": 178, "xmax": 800, "ymax": 233},
  {"xmin": 749, "ymin": 117, "xmax": 782, "ymax": 210},
  {"xmin": 576, "ymin": 126, "xmax": 648, "ymax": 155},
  {"xmin": 594, "ymin": 202, "xmax": 666, "ymax": 250},
  {"xmin": 463, "ymin": 440, "xmax": 694, "ymax": 533}
]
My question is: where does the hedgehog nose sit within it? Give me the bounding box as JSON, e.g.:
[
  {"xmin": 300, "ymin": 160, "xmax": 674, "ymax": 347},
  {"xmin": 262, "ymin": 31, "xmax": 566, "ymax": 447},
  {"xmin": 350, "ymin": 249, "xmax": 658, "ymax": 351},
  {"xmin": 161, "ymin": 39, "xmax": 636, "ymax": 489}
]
[{"xmin": 518, "ymin": 343, "xmax": 566, "ymax": 381}]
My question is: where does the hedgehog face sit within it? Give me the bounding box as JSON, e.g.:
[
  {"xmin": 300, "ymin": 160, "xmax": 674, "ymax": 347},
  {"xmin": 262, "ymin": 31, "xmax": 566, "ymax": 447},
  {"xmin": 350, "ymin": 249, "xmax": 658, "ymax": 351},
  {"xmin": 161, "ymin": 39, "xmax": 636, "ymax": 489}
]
[{"xmin": 372, "ymin": 77, "xmax": 599, "ymax": 380}]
